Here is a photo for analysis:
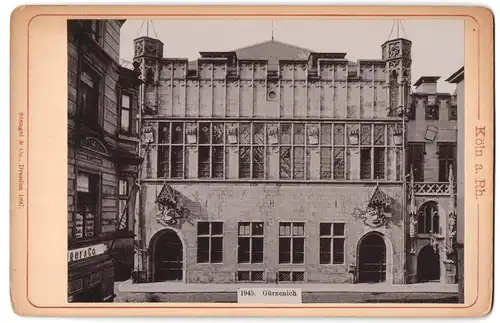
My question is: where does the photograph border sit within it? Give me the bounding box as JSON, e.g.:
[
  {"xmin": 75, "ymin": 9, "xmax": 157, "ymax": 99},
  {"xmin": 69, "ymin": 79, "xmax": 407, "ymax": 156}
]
[{"xmin": 10, "ymin": 5, "xmax": 493, "ymax": 317}]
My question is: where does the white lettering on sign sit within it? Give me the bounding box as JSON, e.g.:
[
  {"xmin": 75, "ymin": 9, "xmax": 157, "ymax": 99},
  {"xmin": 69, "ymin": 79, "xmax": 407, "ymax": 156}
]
[
  {"xmin": 237, "ymin": 288, "xmax": 302, "ymax": 304},
  {"xmin": 68, "ymin": 244, "xmax": 107, "ymax": 263}
]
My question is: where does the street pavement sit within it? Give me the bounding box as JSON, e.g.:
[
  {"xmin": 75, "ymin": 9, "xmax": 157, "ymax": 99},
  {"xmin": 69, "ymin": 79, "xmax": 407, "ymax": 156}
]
[{"xmin": 114, "ymin": 280, "xmax": 459, "ymax": 303}]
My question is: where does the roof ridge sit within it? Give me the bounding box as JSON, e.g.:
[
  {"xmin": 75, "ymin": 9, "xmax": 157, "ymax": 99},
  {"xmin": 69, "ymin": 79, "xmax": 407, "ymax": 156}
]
[{"xmin": 232, "ymin": 39, "xmax": 314, "ymax": 54}]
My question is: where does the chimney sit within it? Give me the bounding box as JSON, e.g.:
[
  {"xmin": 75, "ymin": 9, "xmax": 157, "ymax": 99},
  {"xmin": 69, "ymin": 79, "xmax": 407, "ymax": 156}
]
[{"xmin": 413, "ymin": 76, "xmax": 440, "ymax": 94}]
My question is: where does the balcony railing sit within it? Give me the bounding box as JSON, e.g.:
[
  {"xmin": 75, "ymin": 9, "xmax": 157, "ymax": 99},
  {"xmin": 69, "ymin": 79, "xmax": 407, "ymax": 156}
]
[{"xmin": 412, "ymin": 182, "xmax": 456, "ymax": 196}]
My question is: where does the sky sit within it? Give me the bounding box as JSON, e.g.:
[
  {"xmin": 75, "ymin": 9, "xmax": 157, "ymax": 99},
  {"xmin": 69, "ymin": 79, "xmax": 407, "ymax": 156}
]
[{"xmin": 120, "ymin": 19, "xmax": 464, "ymax": 93}]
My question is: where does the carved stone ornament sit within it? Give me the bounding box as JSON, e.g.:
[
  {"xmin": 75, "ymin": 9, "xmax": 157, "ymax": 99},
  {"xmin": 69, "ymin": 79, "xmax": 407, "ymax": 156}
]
[
  {"xmin": 155, "ymin": 184, "xmax": 196, "ymax": 227},
  {"xmin": 402, "ymin": 42, "xmax": 411, "ymax": 57},
  {"xmin": 146, "ymin": 42, "xmax": 157, "ymax": 56},
  {"xmin": 134, "ymin": 41, "xmax": 144, "ymax": 57},
  {"xmin": 388, "ymin": 60, "xmax": 399, "ymax": 71},
  {"xmin": 429, "ymin": 233, "xmax": 454, "ymax": 264},
  {"xmin": 80, "ymin": 137, "xmax": 108, "ymax": 155},
  {"xmin": 389, "ymin": 43, "xmax": 401, "ymax": 58},
  {"xmin": 351, "ymin": 184, "xmax": 392, "ymax": 228}
]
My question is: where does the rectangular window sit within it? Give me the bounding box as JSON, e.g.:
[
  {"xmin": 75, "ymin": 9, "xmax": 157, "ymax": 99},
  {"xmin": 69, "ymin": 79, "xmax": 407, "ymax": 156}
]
[
  {"xmin": 407, "ymin": 143, "xmax": 425, "ymax": 182},
  {"xmin": 152, "ymin": 121, "xmax": 397, "ymax": 182},
  {"xmin": 252, "ymin": 146, "xmax": 265, "ymax": 179},
  {"xmin": 117, "ymin": 179, "xmax": 129, "ymax": 230},
  {"xmin": 438, "ymin": 143, "xmax": 456, "ymax": 182},
  {"xmin": 319, "ymin": 223, "xmax": 345, "ymax": 264},
  {"xmin": 374, "ymin": 125, "xmax": 385, "ymax": 145},
  {"xmin": 159, "ymin": 123, "xmax": 170, "ymax": 144},
  {"xmin": 425, "ymin": 104, "xmax": 439, "ymax": 120},
  {"xmin": 120, "ymin": 94, "xmax": 131, "ymax": 133},
  {"xmin": 84, "ymin": 20, "xmax": 100, "ymax": 41},
  {"xmin": 334, "ymin": 124, "xmax": 344, "ymax": 145},
  {"xmin": 171, "ymin": 146, "xmax": 184, "ymax": 178},
  {"xmin": 293, "ymin": 147, "xmax": 305, "ymax": 179},
  {"xmin": 360, "ymin": 148, "xmax": 372, "ymax": 180},
  {"xmin": 239, "ymin": 146, "xmax": 251, "ymax": 179},
  {"xmin": 198, "ymin": 123, "xmax": 224, "ymax": 179},
  {"xmin": 197, "ymin": 222, "xmax": 224, "ymax": 263},
  {"xmin": 360, "ymin": 124, "xmax": 371, "ymax": 145},
  {"xmin": 79, "ymin": 65, "xmax": 100, "ymax": 124},
  {"xmin": 238, "ymin": 271, "xmax": 264, "ymax": 282},
  {"xmin": 157, "ymin": 146, "xmax": 169, "ymax": 178},
  {"xmin": 75, "ymin": 172, "xmax": 99, "ymax": 239},
  {"xmin": 333, "ymin": 148, "xmax": 345, "ymax": 179},
  {"xmin": 238, "ymin": 222, "xmax": 264, "ymax": 263},
  {"xmin": 320, "ymin": 147, "xmax": 332, "ymax": 179},
  {"xmin": 374, "ymin": 147, "xmax": 385, "ymax": 180},
  {"xmin": 278, "ymin": 271, "xmax": 304, "ymax": 282},
  {"xmin": 279, "ymin": 222, "xmax": 305, "ymax": 264},
  {"xmin": 279, "ymin": 147, "xmax": 292, "ymax": 179},
  {"xmin": 320, "ymin": 123, "xmax": 332, "ymax": 145},
  {"xmin": 449, "ymin": 105, "xmax": 457, "ymax": 121}
]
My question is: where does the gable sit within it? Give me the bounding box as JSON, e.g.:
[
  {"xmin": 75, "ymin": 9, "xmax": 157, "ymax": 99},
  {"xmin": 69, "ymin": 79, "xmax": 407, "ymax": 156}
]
[{"xmin": 234, "ymin": 40, "xmax": 313, "ymax": 66}]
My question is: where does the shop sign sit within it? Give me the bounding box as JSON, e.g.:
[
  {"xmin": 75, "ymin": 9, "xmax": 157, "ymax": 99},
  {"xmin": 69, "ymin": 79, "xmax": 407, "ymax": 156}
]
[{"xmin": 68, "ymin": 244, "xmax": 107, "ymax": 263}]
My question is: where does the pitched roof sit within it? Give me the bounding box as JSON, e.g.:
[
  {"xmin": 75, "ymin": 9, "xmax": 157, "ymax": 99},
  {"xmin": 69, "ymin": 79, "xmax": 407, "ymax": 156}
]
[
  {"xmin": 413, "ymin": 76, "xmax": 441, "ymax": 87},
  {"xmin": 233, "ymin": 39, "xmax": 313, "ymax": 66}
]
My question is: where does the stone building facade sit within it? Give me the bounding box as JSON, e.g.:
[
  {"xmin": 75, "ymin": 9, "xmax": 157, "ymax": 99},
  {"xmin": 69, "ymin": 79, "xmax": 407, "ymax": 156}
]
[
  {"xmin": 131, "ymin": 34, "xmax": 456, "ymax": 285},
  {"xmin": 67, "ymin": 19, "xmax": 141, "ymax": 301}
]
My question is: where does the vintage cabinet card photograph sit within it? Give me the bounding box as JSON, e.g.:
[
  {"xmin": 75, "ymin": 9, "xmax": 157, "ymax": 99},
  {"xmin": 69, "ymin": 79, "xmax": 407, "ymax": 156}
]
[{"xmin": 9, "ymin": 5, "xmax": 493, "ymax": 317}]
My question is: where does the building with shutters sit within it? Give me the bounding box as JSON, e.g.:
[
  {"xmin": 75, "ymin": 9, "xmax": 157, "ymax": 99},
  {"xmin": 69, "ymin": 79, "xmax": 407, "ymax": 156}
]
[
  {"xmin": 67, "ymin": 19, "xmax": 142, "ymax": 301},
  {"xmin": 130, "ymin": 30, "xmax": 458, "ymax": 285}
]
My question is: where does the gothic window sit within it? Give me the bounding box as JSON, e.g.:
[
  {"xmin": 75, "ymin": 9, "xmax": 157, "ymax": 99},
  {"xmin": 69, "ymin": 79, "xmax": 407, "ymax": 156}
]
[{"xmin": 417, "ymin": 202, "xmax": 440, "ymax": 234}]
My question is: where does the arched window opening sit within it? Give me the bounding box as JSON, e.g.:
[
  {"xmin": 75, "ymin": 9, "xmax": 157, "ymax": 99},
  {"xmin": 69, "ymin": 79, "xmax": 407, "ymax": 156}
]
[{"xmin": 417, "ymin": 202, "xmax": 439, "ymax": 234}]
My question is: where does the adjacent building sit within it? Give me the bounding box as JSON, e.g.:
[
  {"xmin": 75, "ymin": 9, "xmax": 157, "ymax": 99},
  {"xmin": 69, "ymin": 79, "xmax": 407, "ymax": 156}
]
[
  {"xmin": 446, "ymin": 66, "xmax": 464, "ymax": 301},
  {"xmin": 67, "ymin": 19, "xmax": 141, "ymax": 301},
  {"xmin": 406, "ymin": 76, "xmax": 459, "ymax": 284}
]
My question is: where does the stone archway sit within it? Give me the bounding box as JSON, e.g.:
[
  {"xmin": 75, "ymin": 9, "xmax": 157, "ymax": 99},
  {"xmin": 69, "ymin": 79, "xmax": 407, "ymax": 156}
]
[
  {"xmin": 417, "ymin": 245, "xmax": 440, "ymax": 282},
  {"xmin": 150, "ymin": 229, "xmax": 184, "ymax": 282},
  {"xmin": 358, "ymin": 232, "xmax": 387, "ymax": 283}
]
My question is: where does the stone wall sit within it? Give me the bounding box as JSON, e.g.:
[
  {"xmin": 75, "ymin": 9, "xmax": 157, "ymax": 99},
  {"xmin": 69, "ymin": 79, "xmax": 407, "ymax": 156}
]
[{"xmin": 142, "ymin": 183, "xmax": 404, "ymax": 284}]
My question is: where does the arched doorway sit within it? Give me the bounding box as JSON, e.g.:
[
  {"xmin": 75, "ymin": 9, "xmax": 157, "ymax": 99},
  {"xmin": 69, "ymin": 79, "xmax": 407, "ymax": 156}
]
[
  {"xmin": 152, "ymin": 229, "xmax": 183, "ymax": 282},
  {"xmin": 417, "ymin": 245, "xmax": 440, "ymax": 282},
  {"xmin": 358, "ymin": 233, "xmax": 387, "ymax": 283}
]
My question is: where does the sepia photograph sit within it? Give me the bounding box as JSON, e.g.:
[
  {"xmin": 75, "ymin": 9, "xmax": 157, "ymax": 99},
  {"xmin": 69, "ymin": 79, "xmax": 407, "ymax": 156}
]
[{"xmin": 66, "ymin": 18, "xmax": 464, "ymax": 304}]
